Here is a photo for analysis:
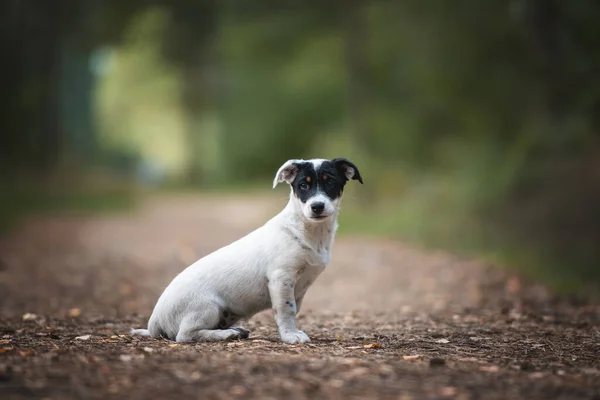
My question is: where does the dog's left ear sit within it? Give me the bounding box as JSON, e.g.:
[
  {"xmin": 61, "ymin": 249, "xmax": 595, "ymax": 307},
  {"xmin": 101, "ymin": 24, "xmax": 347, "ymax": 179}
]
[
  {"xmin": 332, "ymin": 158, "xmax": 363, "ymax": 184},
  {"xmin": 273, "ymin": 159, "xmax": 303, "ymax": 188}
]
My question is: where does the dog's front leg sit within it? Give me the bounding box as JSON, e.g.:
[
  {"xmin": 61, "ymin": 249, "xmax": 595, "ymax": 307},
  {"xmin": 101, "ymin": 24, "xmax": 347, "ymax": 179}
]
[{"xmin": 268, "ymin": 270, "xmax": 311, "ymax": 344}]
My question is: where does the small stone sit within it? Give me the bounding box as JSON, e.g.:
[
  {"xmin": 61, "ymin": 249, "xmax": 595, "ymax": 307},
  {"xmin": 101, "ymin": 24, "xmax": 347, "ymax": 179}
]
[
  {"xmin": 22, "ymin": 313, "xmax": 38, "ymax": 321},
  {"xmin": 67, "ymin": 308, "xmax": 81, "ymax": 318},
  {"xmin": 479, "ymin": 365, "xmax": 500, "ymax": 373}
]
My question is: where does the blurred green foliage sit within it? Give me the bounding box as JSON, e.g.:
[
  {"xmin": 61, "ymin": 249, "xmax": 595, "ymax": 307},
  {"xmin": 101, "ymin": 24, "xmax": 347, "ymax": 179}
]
[{"xmin": 1, "ymin": 0, "xmax": 600, "ymax": 293}]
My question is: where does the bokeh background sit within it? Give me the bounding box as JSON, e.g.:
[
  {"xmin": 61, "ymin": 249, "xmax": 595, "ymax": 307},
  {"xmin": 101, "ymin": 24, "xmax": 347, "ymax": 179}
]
[{"xmin": 2, "ymin": 0, "xmax": 599, "ymax": 295}]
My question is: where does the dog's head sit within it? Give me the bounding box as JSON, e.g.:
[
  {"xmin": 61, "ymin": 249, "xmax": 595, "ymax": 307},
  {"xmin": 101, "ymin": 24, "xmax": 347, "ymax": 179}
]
[{"xmin": 273, "ymin": 158, "xmax": 363, "ymax": 222}]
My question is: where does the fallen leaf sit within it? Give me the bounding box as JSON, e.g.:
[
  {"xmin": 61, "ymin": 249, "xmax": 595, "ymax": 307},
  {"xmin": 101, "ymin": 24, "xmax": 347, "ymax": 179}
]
[
  {"xmin": 22, "ymin": 313, "xmax": 38, "ymax": 321},
  {"xmin": 479, "ymin": 365, "xmax": 500, "ymax": 373},
  {"xmin": 142, "ymin": 347, "xmax": 154, "ymax": 353},
  {"xmin": 0, "ymin": 339, "xmax": 10, "ymax": 345},
  {"xmin": 19, "ymin": 349, "xmax": 34, "ymax": 357},
  {"xmin": 363, "ymin": 343, "xmax": 382, "ymax": 349},
  {"xmin": 506, "ymin": 277, "xmax": 521, "ymax": 294},
  {"xmin": 346, "ymin": 346, "xmax": 363, "ymax": 350},
  {"xmin": 168, "ymin": 344, "xmax": 180, "ymax": 348},
  {"xmin": 119, "ymin": 283, "xmax": 134, "ymax": 295},
  {"xmin": 435, "ymin": 338, "xmax": 450, "ymax": 344},
  {"xmin": 67, "ymin": 308, "xmax": 81, "ymax": 318},
  {"xmin": 439, "ymin": 386, "xmax": 458, "ymax": 397},
  {"xmin": 403, "ymin": 355, "xmax": 422, "ymax": 361},
  {"xmin": 189, "ymin": 371, "xmax": 202, "ymax": 381},
  {"xmin": 230, "ymin": 385, "xmax": 247, "ymax": 396},
  {"xmin": 75, "ymin": 335, "xmax": 91, "ymax": 341},
  {"xmin": 0, "ymin": 347, "xmax": 14, "ymax": 353}
]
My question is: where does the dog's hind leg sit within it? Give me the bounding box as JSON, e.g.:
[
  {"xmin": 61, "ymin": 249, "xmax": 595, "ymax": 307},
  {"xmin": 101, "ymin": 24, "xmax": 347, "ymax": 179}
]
[{"xmin": 175, "ymin": 306, "xmax": 250, "ymax": 343}]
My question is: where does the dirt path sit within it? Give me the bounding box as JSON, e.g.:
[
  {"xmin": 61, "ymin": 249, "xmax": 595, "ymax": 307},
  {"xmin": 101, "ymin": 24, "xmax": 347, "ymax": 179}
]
[{"xmin": 0, "ymin": 194, "xmax": 599, "ymax": 400}]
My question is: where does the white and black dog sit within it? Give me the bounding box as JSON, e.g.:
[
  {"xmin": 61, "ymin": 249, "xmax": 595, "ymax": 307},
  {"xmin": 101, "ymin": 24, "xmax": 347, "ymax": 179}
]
[{"xmin": 131, "ymin": 158, "xmax": 362, "ymax": 344}]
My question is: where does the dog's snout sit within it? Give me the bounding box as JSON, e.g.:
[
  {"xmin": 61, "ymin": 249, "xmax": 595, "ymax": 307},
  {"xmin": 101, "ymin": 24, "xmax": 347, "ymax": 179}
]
[{"xmin": 311, "ymin": 202, "xmax": 325, "ymax": 215}]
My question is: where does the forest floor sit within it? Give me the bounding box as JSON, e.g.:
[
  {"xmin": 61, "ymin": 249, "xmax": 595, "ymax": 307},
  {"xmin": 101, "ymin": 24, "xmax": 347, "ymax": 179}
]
[{"xmin": 0, "ymin": 193, "xmax": 599, "ymax": 400}]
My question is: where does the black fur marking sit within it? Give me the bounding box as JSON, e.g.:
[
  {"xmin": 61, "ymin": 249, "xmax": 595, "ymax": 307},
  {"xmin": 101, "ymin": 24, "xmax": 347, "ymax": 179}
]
[
  {"xmin": 285, "ymin": 301, "xmax": 294, "ymax": 307},
  {"xmin": 290, "ymin": 160, "xmax": 352, "ymax": 203},
  {"xmin": 230, "ymin": 327, "xmax": 250, "ymax": 339},
  {"xmin": 331, "ymin": 158, "xmax": 363, "ymax": 184}
]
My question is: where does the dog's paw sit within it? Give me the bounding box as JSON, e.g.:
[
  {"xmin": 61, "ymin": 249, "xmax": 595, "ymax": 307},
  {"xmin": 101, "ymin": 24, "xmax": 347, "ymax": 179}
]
[
  {"xmin": 230, "ymin": 327, "xmax": 250, "ymax": 339},
  {"xmin": 280, "ymin": 330, "xmax": 311, "ymax": 344}
]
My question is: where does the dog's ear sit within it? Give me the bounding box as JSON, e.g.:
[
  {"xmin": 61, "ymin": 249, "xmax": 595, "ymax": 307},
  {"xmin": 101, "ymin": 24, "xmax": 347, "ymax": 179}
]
[
  {"xmin": 273, "ymin": 159, "xmax": 303, "ymax": 188},
  {"xmin": 332, "ymin": 158, "xmax": 363, "ymax": 184}
]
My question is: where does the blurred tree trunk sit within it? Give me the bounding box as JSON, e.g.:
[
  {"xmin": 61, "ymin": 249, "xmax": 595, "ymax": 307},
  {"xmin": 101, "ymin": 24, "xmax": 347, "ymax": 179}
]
[
  {"xmin": 342, "ymin": 0, "xmax": 373, "ymax": 202},
  {"xmin": 181, "ymin": 44, "xmax": 221, "ymax": 186},
  {"xmin": 166, "ymin": 3, "xmax": 219, "ymax": 185},
  {"xmin": 181, "ymin": 61, "xmax": 206, "ymax": 185},
  {"xmin": 38, "ymin": 35, "xmax": 64, "ymax": 172},
  {"xmin": 0, "ymin": 1, "xmax": 66, "ymax": 175},
  {"xmin": 525, "ymin": 0, "xmax": 566, "ymax": 146},
  {"xmin": 343, "ymin": 0, "xmax": 372, "ymax": 155}
]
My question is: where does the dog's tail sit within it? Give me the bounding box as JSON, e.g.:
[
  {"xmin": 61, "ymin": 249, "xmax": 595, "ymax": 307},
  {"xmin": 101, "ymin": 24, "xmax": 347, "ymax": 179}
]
[{"xmin": 130, "ymin": 328, "xmax": 152, "ymax": 337}]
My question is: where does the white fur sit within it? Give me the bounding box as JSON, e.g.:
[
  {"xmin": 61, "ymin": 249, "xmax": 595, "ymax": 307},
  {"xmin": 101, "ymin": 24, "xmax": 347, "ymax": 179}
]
[{"xmin": 131, "ymin": 159, "xmax": 344, "ymax": 344}]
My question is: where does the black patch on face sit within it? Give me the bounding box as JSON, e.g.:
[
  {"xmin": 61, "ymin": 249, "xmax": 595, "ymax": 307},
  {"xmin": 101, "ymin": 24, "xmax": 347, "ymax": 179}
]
[{"xmin": 291, "ymin": 161, "xmax": 346, "ymax": 203}]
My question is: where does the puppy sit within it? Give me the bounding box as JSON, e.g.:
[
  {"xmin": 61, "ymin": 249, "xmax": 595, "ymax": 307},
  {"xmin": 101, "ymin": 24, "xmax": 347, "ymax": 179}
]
[{"xmin": 131, "ymin": 158, "xmax": 362, "ymax": 344}]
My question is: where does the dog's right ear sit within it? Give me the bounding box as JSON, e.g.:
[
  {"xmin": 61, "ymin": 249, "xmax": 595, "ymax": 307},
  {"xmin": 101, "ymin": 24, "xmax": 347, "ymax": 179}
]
[{"xmin": 273, "ymin": 159, "xmax": 302, "ymax": 188}]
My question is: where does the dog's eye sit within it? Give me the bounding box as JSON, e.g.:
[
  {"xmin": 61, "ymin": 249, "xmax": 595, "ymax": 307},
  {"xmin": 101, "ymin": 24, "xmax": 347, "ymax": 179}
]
[
  {"xmin": 326, "ymin": 179, "xmax": 335, "ymax": 186},
  {"xmin": 299, "ymin": 182, "xmax": 310, "ymax": 191}
]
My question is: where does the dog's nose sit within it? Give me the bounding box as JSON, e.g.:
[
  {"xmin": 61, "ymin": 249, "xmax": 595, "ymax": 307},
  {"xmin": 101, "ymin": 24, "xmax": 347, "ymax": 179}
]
[{"xmin": 311, "ymin": 202, "xmax": 325, "ymax": 215}]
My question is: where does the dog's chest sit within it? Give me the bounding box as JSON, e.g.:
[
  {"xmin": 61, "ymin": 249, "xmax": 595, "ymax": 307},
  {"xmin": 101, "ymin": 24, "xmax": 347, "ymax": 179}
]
[
  {"xmin": 304, "ymin": 226, "xmax": 334, "ymax": 266},
  {"xmin": 295, "ymin": 262, "xmax": 326, "ymax": 297}
]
